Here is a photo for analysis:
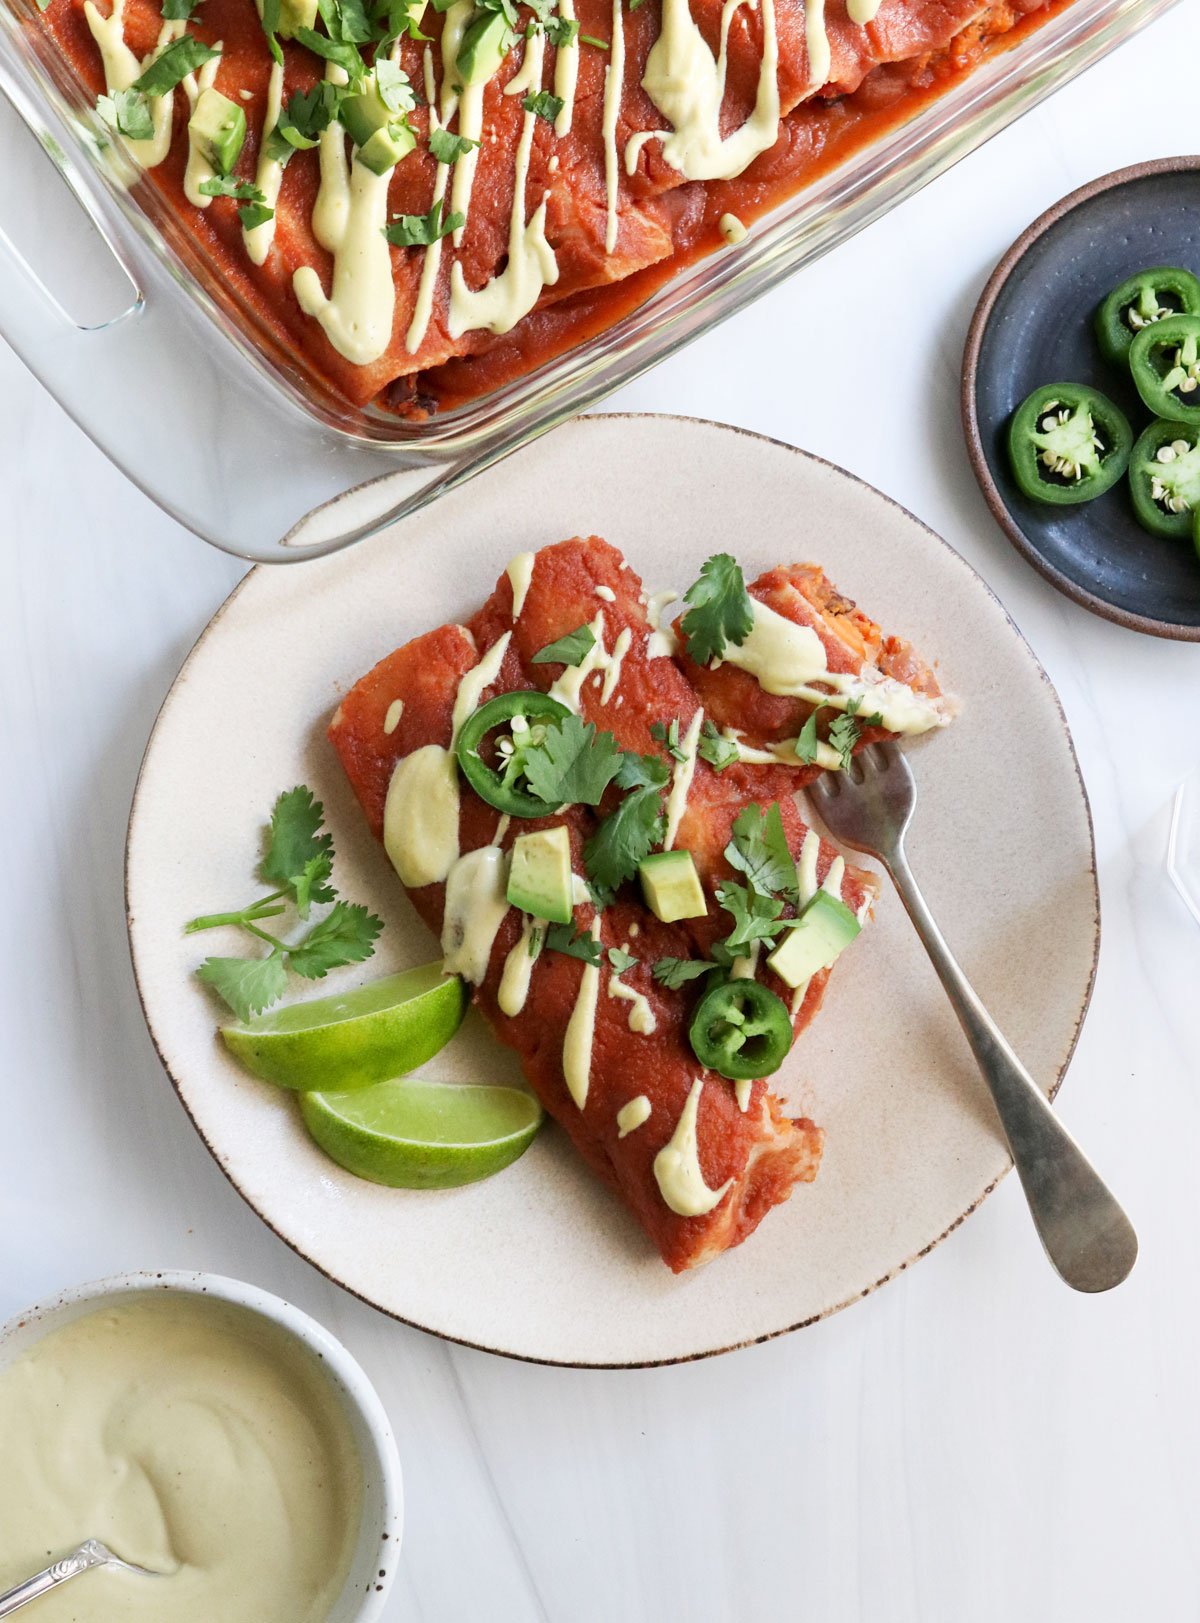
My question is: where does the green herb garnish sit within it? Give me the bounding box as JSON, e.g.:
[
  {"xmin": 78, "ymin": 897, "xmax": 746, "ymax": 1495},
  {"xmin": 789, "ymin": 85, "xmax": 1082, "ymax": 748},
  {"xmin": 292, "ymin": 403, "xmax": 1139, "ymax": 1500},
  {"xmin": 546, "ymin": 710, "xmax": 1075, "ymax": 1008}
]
[
  {"xmin": 531, "ymin": 624, "xmax": 596, "ymax": 667},
  {"xmin": 384, "ymin": 198, "xmax": 464, "ymax": 246},
  {"xmin": 607, "ymin": 946, "xmax": 638, "ymax": 974},
  {"xmin": 579, "ymin": 30, "xmax": 608, "ymax": 46},
  {"xmin": 680, "ymin": 553, "xmax": 754, "ymax": 664},
  {"xmin": 714, "ymin": 880, "xmax": 784, "ymax": 953},
  {"xmin": 161, "ymin": 0, "xmax": 202, "ymax": 19},
  {"xmin": 651, "ymin": 957, "xmax": 713, "ymax": 989},
  {"xmin": 545, "ymin": 922, "xmax": 604, "ymax": 968},
  {"xmin": 186, "ymin": 787, "xmax": 383, "ymax": 1020},
  {"xmin": 294, "ymin": 24, "xmax": 367, "ymax": 77},
  {"xmin": 429, "ymin": 126, "xmax": 479, "ymax": 163},
  {"xmin": 615, "ymin": 752, "xmax": 671, "ymax": 791},
  {"xmin": 521, "ymin": 714, "xmax": 623, "ymax": 807},
  {"xmin": 697, "ymin": 720, "xmax": 738, "ymax": 772},
  {"xmin": 543, "ymin": 13, "xmax": 578, "ymax": 45},
  {"xmin": 521, "ymin": 89, "xmax": 564, "ymax": 122},
  {"xmin": 650, "ymin": 719, "xmax": 686, "ymax": 763},
  {"xmin": 724, "ymin": 803, "xmax": 797, "ymax": 903},
  {"xmin": 133, "ymin": 35, "xmax": 220, "ymax": 96},
  {"xmin": 97, "ymin": 88, "xmax": 154, "ymax": 141},
  {"xmin": 584, "ymin": 785, "xmax": 665, "ymax": 898},
  {"xmin": 199, "ymin": 176, "xmax": 274, "ymax": 231}
]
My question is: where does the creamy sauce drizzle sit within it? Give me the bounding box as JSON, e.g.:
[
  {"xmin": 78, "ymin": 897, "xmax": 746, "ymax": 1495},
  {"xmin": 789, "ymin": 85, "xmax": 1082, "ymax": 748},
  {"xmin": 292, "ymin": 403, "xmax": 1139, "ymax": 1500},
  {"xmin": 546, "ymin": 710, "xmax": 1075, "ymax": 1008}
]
[
  {"xmin": 607, "ymin": 962, "xmax": 657, "ymax": 1033},
  {"xmin": 504, "ymin": 35, "xmax": 542, "ymax": 97},
  {"xmin": 626, "ymin": 0, "xmax": 778, "ymax": 184},
  {"xmin": 547, "ymin": 612, "xmax": 628, "ymax": 711},
  {"xmin": 562, "ymin": 917, "xmax": 602, "ymax": 1108},
  {"xmin": 441, "ymin": 845, "xmax": 510, "ymax": 982},
  {"xmin": 499, "ymin": 914, "xmax": 542, "ymax": 1016},
  {"xmin": 653, "ymin": 1077, "xmax": 732, "ymax": 1216},
  {"xmin": 718, "ymin": 211, "xmax": 747, "ymax": 243},
  {"xmin": 617, "ymin": 1095, "xmax": 651, "ymax": 1137},
  {"xmin": 449, "ymin": 31, "xmax": 558, "ymax": 337},
  {"xmin": 602, "ymin": 0, "xmax": 626, "ymax": 252},
  {"xmin": 803, "ymin": 0, "xmax": 830, "ymax": 88},
  {"xmin": 663, "ymin": 708, "xmax": 703, "ymax": 850},
  {"xmin": 506, "ymin": 550, "xmax": 536, "ymax": 619},
  {"xmin": 404, "ymin": 47, "xmax": 449, "ymax": 353},
  {"xmin": 595, "ymin": 584, "xmax": 616, "ymax": 602},
  {"xmin": 383, "ymin": 698, "xmax": 405, "ymax": 734},
  {"xmin": 847, "ymin": 0, "xmax": 882, "ymax": 20},
  {"xmin": 644, "ymin": 588, "xmax": 679, "ymax": 658},
  {"xmin": 552, "ymin": 0, "xmax": 579, "ymax": 136},
  {"xmin": 85, "ymin": 0, "xmax": 183, "ymax": 169},
  {"xmin": 719, "ymin": 599, "xmax": 948, "ymax": 736},
  {"xmin": 293, "ymin": 66, "xmax": 396, "ymax": 366},
  {"xmin": 244, "ymin": 58, "xmax": 284, "ymax": 264},
  {"xmin": 383, "ymin": 631, "xmax": 511, "ymax": 887},
  {"xmin": 788, "ymin": 829, "xmax": 843, "ymax": 1013}
]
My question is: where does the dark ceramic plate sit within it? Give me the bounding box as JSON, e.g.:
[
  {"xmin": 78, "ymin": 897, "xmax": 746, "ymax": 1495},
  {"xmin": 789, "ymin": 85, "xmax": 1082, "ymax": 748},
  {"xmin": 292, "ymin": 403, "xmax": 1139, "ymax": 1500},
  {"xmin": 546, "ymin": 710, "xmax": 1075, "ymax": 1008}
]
[{"xmin": 963, "ymin": 157, "xmax": 1200, "ymax": 641}]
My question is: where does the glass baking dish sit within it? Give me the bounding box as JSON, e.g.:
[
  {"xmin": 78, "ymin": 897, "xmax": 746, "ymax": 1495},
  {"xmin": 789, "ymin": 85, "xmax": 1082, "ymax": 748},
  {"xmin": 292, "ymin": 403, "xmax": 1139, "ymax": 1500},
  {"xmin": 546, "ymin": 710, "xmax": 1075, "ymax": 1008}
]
[{"xmin": 0, "ymin": 0, "xmax": 1181, "ymax": 561}]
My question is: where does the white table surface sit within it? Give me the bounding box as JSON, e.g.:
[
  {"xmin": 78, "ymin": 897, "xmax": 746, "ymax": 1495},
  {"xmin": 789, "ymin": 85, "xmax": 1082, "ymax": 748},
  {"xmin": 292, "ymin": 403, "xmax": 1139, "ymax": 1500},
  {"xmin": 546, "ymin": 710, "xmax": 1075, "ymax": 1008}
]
[{"xmin": 3, "ymin": 8, "xmax": 1199, "ymax": 1618}]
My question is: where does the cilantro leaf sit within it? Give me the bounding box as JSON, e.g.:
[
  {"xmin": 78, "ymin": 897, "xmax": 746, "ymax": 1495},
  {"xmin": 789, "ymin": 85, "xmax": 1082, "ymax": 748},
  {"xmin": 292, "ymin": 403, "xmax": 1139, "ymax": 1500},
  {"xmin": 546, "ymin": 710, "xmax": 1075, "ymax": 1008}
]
[
  {"xmin": 199, "ymin": 175, "xmax": 274, "ymax": 230},
  {"xmin": 714, "ymin": 880, "xmax": 783, "ymax": 952},
  {"xmin": 260, "ymin": 786, "xmax": 335, "ymax": 913},
  {"xmin": 317, "ymin": 0, "xmax": 374, "ymax": 42},
  {"xmin": 265, "ymin": 83, "xmax": 345, "ymax": 160},
  {"xmin": 795, "ymin": 707, "xmax": 822, "ymax": 765},
  {"xmin": 578, "ymin": 30, "xmax": 608, "ymax": 45},
  {"xmin": 373, "ymin": 0, "xmax": 430, "ymax": 40},
  {"xmin": 197, "ymin": 952, "xmax": 288, "ymax": 1021},
  {"xmin": 521, "ymin": 715, "xmax": 623, "ymax": 807},
  {"xmin": 652, "ymin": 957, "xmax": 714, "ymax": 989},
  {"xmin": 161, "ymin": 0, "xmax": 201, "ymax": 18},
  {"xmin": 97, "ymin": 88, "xmax": 153, "ymax": 141},
  {"xmin": 287, "ymin": 901, "xmax": 384, "ymax": 979},
  {"xmin": 827, "ymin": 697, "xmax": 884, "ymax": 772},
  {"xmin": 429, "ymin": 127, "xmax": 479, "ymax": 163},
  {"xmin": 650, "ymin": 719, "xmax": 686, "ymax": 762},
  {"xmin": 680, "ymin": 553, "xmax": 753, "ymax": 665},
  {"xmin": 292, "ymin": 852, "xmax": 335, "ymax": 917},
  {"xmin": 374, "ymin": 57, "xmax": 416, "ymax": 111},
  {"xmin": 615, "ymin": 751, "xmax": 671, "ymax": 791},
  {"xmin": 531, "ymin": 624, "xmax": 595, "ymax": 667},
  {"xmin": 698, "ymin": 720, "xmax": 738, "ymax": 772},
  {"xmin": 521, "ymin": 89, "xmax": 564, "ymax": 122},
  {"xmin": 724, "ymin": 803, "xmax": 797, "ymax": 903},
  {"xmin": 259, "ymin": 0, "xmax": 284, "ymax": 62},
  {"xmin": 607, "ymin": 946, "xmax": 638, "ymax": 974},
  {"xmin": 294, "ymin": 24, "xmax": 367, "ymax": 77},
  {"xmin": 133, "ymin": 35, "xmax": 220, "ymax": 96},
  {"xmin": 584, "ymin": 786, "xmax": 664, "ymax": 897},
  {"xmin": 384, "ymin": 198, "xmax": 463, "ymax": 246},
  {"xmin": 546, "ymin": 922, "xmax": 604, "ymax": 969},
  {"xmin": 237, "ymin": 200, "xmax": 276, "ymax": 231},
  {"xmin": 543, "ymin": 13, "xmax": 578, "ymax": 44}
]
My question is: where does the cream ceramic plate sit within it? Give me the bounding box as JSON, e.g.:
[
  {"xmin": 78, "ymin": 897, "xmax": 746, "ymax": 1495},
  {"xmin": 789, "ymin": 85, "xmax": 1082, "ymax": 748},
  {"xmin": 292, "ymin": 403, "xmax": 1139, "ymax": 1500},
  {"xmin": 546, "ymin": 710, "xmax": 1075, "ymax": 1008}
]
[{"xmin": 126, "ymin": 415, "xmax": 1098, "ymax": 1367}]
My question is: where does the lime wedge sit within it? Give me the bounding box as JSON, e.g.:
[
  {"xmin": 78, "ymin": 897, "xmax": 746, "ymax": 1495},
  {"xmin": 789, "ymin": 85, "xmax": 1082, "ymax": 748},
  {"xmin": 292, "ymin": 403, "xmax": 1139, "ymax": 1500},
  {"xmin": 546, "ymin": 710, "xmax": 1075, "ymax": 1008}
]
[
  {"xmin": 220, "ymin": 962, "xmax": 466, "ymax": 1091},
  {"xmin": 300, "ymin": 1078, "xmax": 544, "ymax": 1188}
]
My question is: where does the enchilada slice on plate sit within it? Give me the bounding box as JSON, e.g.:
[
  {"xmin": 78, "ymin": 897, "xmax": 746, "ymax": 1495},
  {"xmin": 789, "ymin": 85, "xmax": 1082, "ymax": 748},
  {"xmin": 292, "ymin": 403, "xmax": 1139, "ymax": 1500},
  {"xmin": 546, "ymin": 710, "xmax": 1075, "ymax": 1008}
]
[{"xmin": 329, "ymin": 535, "xmax": 950, "ymax": 1269}]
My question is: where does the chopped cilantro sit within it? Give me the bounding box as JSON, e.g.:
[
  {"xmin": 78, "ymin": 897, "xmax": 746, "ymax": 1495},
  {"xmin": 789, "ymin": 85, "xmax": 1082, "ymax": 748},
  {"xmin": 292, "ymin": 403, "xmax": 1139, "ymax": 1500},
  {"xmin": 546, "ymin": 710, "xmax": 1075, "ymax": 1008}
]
[
  {"xmin": 372, "ymin": 0, "xmax": 430, "ymax": 39},
  {"xmin": 265, "ymin": 82, "xmax": 345, "ymax": 160},
  {"xmin": 680, "ymin": 553, "xmax": 754, "ymax": 665},
  {"xmin": 132, "ymin": 35, "xmax": 220, "ymax": 96},
  {"xmin": 615, "ymin": 751, "xmax": 671, "ymax": 791},
  {"xmin": 795, "ymin": 706, "xmax": 822, "ymax": 765},
  {"xmin": 161, "ymin": 0, "xmax": 201, "ymax": 18},
  {"xmin": 724, "ymin": 803, "xmax": 797, "ymax": 903},
  {"xmin": 714, "ymin": 880, "xmax": 783, "ymax": 953},
  {"xmin": 429, "ymin": 127, "xmax": 480, "ymax": 163},
  {"xmin": 384, "ymin": 198, "xmax": 464, "ymax": 246},
  {"xmin": 546, "ymin": 922, "xmax": 604, "ymax": 969},
  {"xmin": 97, "ymin": 88, "xmax": 154, "ymax": 141},
  {"xmin": 579, "ymin": 30, "xmax": 608, "ymax": 46},
  {"xmin": 608, "ymin": 946, "xmax": 638, "ymax": 974},
  {"xmin": 650, "ymin": 719, "xmax": 686, "ymax": 762},
  {"xmin": 522, "ymin": 89, "xmax": 564, "ymax": 122},
  {"xmin": 375, "ymin": 58, "xmax": 416, "ymax": 111},
  {"xmin": 584, "ymin": 785, "xmax": 664, "ymax": 897},
  {"xmin": 652, "ymin": 957, "xmax": 714, "ymax": 989},
  {"xmin": 697, "ymin": 720, "xmax": 738, "ymax": 772},
  {"xmin": 543, "ymin": 13, "xmax": 578, "ymax": 45},
  {"xmin": 531, "ymin": 624, "xmax": 596, "ymax": 667},
  {"xmin": 317, "ymin": 0, "xmax": 374, "ymax": 42},
  {"xmin": 827, "ymin": 697, "xmax": 884, "ymax": 771},
  {"xmin": 199, "ymin": 176, "xmax": 274, "ymax": 231},
  {"xmin": 294, "ymin": 24, "xmax": 368, "ymax": 77},
  {"xmin": 521, "ymin": 714, "xmax": 623, "ymax": 807}
]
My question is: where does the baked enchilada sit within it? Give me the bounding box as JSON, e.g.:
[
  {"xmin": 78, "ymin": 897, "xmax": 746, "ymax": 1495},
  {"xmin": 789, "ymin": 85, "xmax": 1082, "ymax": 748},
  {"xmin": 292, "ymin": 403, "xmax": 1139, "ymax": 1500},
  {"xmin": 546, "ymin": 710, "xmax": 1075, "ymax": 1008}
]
[
  {"xmin": 329, "ymin": 538, "xmax": 951, "ymax": 1269},
  {"xmin": 32, "ymin": 0, "xmax": 1062, "ymax": 417}
]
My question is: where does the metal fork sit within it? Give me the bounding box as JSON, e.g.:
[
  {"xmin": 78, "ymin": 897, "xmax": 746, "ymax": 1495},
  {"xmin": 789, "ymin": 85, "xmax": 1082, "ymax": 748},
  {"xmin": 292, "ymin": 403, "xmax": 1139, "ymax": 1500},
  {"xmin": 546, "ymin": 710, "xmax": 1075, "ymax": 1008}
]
[
  {"xmin": 0, "ymin": 1540, "xmax": 165, "ymax": 1616},
  {"xmin": 807, "ymin": 742, "xmax": 1137, "ymax": 1293}
]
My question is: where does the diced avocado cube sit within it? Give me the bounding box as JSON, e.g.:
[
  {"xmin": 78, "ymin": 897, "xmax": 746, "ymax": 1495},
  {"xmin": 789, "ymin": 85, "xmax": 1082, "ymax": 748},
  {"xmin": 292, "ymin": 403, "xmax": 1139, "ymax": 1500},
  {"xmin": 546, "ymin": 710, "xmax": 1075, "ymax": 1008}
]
[
  {"xmin": 507, "ymin": 826, "xmax": 574, "ymax": 925},
  {"xmin": 277, "ymin": 0, "xmax": 319, "ymax": 37},
  {"xmin": 456, "ymin": 9, "xmax": 513, "ymax": 88},
  {"xmin": 355, "ymin": 121, "xmax": 417, "ymax": 176},
  {"xmin": 189, "ymin": 88, "xmax": 246, "ymax": 177},
  {"xmin": 767, "ymin": 890, "xmax": 861, "ymax": 988},
  {"xmin": 639, "ymin": 850, "xmax": 707, "ymax": 924},
  {"xmin": 341, "ymin": 77, "xmax": 393, "ymax": 150}
]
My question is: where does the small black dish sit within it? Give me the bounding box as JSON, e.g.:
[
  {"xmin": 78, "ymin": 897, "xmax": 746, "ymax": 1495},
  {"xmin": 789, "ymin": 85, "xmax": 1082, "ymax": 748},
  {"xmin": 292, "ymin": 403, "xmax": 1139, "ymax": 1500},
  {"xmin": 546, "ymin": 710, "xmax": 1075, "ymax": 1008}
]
[{"xmin": 963, "ymin": 156, "xmax": 1200, "ymax": 641}]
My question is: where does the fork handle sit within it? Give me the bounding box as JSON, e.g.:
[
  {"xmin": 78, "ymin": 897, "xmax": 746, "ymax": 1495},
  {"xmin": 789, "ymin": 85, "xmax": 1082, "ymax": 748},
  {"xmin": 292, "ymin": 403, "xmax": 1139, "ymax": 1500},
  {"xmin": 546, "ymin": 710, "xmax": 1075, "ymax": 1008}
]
[
  {"xmin": 883, "ymin": 844, "xmax": 1137, "ymax": 1292},
  {"xmin": 0, "ymin": 1542, "xmax": 110, "ymax": 1616}
]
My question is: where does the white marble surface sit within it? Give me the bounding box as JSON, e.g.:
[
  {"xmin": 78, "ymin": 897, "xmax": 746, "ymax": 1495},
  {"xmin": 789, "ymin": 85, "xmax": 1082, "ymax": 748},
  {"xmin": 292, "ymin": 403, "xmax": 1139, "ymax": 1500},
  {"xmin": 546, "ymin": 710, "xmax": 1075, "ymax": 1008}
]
[{"xmin": 2, "ymin": 8, "xmax": 1199, "ymax": 1617}]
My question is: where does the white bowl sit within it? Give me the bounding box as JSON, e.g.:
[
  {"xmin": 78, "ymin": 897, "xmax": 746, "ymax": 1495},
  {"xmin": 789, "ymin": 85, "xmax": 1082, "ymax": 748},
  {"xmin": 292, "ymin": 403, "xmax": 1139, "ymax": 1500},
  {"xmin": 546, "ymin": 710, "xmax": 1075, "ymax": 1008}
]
[{"xmin": 0, "ymin": 1270, "xmax": 403, "ymax": 1621}]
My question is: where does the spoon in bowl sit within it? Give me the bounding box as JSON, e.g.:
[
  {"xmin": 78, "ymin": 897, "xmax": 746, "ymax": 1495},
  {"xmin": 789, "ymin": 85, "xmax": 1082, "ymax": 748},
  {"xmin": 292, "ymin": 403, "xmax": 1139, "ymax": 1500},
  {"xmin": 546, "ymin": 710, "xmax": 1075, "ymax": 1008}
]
[{"xmin": 0, "ymin": 1539, "xmax": 166, "ymax": 1615}]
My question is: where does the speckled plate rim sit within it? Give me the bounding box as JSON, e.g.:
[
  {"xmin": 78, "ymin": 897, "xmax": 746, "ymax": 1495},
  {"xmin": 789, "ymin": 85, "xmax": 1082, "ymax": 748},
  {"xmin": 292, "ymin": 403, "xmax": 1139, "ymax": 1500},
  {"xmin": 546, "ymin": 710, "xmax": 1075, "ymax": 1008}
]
[
  {"xmin": 961, "ymin": 154, "xmax": 1200, "ymax": 643},
  {"xmin": 124, "ymin": 413, "xmax": 1100, "ymax": 1370}
]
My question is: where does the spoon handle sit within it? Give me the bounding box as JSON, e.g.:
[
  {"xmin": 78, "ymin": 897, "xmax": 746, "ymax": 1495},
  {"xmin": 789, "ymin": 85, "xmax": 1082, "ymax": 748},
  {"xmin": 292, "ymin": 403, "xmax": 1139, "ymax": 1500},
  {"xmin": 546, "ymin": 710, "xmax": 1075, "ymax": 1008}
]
[
  {"xmin": 884, "ymin": 841, "xmax": 1138, "ymax": 1293},
  {"xmin": 0, "ymin": 1541, "xmax": 111, "ymax": 1617}
]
